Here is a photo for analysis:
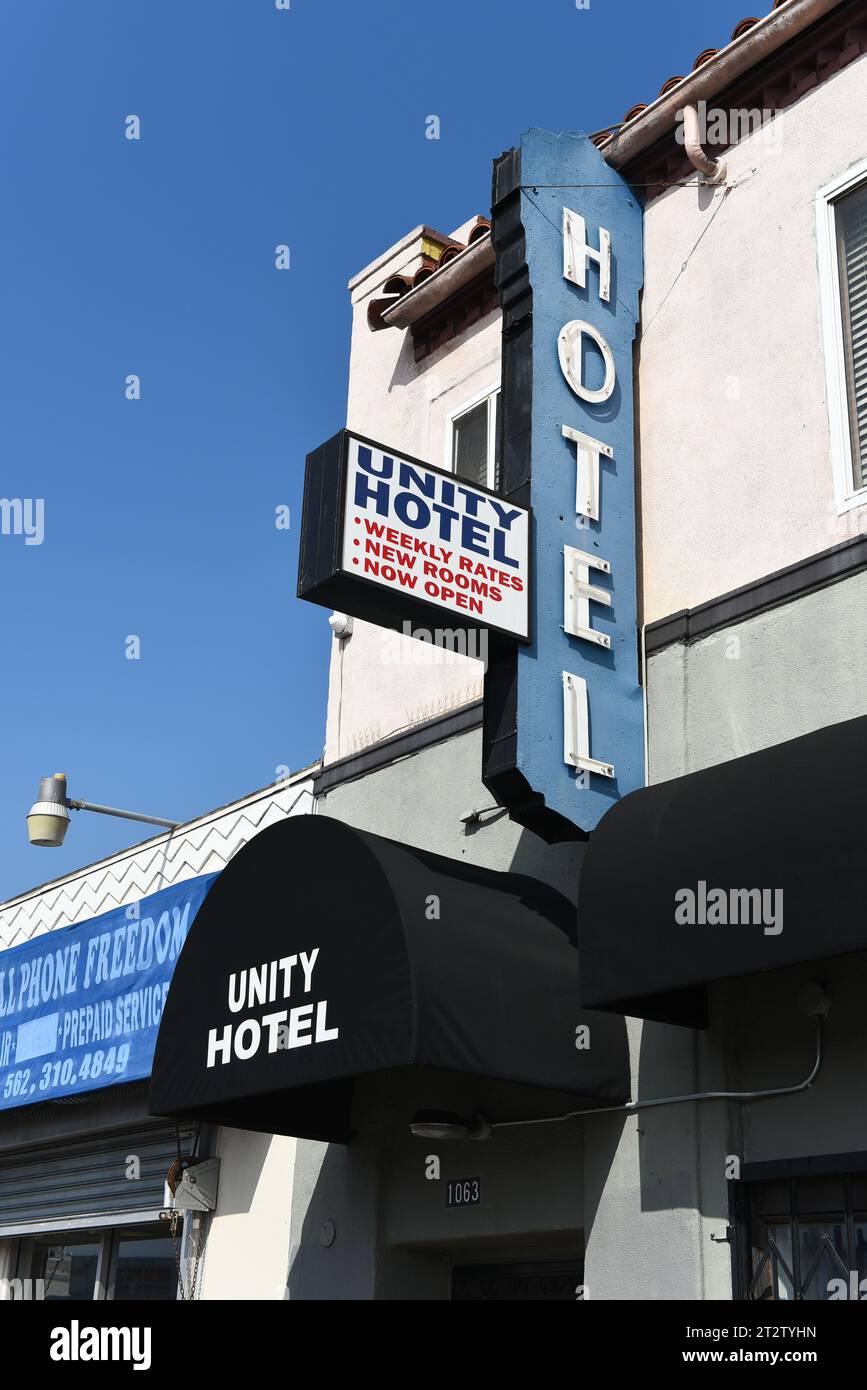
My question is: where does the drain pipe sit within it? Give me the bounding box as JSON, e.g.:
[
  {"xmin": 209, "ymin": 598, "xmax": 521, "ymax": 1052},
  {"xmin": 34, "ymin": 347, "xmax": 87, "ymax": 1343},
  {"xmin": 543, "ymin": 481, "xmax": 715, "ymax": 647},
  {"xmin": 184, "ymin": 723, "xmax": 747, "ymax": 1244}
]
[
  {"xmin": 491, "ymin": 1009, "xmax": 827, "ymax": 1135},
  {"xmin": 681, "ymin": 104, "xmax": 727, "ymax": 184}
]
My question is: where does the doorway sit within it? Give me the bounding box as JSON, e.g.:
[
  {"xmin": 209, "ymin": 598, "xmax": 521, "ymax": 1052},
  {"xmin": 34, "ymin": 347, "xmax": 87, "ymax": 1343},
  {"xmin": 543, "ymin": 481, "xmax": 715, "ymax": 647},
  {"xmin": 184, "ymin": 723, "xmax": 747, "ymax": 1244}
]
[{"xmin": 451, "ymin": 1258, "xmax": 583, "ymax": 1300}]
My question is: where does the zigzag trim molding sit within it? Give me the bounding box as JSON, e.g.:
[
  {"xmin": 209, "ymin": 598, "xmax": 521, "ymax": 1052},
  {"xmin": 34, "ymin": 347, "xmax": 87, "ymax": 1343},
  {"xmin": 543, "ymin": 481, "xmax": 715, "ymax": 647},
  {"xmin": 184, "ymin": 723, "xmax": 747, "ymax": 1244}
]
[{"xmin": 0, "ymin": 777, "xmax": 316, "ymax": 952}]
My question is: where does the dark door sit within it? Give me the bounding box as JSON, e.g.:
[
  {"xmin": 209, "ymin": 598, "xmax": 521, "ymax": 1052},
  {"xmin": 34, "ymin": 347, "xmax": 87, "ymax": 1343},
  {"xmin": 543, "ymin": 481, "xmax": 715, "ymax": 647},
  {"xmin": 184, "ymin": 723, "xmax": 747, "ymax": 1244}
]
[{"xmin": 451, "ymin": 1259, "xmax": 583, "ymax": 1300}]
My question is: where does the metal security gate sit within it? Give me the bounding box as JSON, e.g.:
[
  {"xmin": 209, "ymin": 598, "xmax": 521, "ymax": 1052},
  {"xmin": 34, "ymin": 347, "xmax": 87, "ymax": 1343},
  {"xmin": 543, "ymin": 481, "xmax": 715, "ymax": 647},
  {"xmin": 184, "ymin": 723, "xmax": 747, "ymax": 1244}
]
[
  {"xmin": 733, "ymin": 1165, "xmax": 867, "ymax": 1300},
  {"xmin": 0, "ymin": 1120, "xmax": 196, "ymax": 1237}
]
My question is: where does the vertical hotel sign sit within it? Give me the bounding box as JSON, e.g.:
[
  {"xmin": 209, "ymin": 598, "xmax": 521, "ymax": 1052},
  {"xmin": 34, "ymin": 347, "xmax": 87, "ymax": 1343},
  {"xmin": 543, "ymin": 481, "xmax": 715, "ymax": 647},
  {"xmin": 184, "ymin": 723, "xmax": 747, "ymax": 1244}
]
[{"xmin": 483, "ymin": 129, "xmax": 645, "ymax": 838}]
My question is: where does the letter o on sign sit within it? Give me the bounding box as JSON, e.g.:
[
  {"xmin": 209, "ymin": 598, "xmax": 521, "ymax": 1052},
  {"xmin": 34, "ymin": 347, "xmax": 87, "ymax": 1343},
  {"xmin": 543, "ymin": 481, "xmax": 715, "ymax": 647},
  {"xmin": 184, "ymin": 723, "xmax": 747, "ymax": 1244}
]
[
  {"xmin": 558, "ymin": 319, "xmax": 616, "ymax": 404},
  {"xmin": 234, "ymin": 1020, "xmax": 261, "ymax": 1060}
]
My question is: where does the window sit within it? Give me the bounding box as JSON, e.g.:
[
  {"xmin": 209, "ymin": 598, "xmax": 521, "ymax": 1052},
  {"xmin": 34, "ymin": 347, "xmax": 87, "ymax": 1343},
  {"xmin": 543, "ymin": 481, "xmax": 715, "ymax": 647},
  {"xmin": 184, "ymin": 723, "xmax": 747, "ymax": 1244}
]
[
  {"xmin": 111, "ymin": 1225, "xmax": 179, "ymax": 1301},
  {"xmin": 817, "ymin": 160, "xmax": 867, "ymax": 510},
  {"xmin": 447, "ymin": 388, "xmax": 499, "ymax": 490},
  {"xmin": 733, "ymin": 1168, "xmax": 867, "ymax": 1300},
  {"xmin": 31, "ymin": 1233, "xmax": 102, "ymax": 1300},
  {"xmin": 14, "ymin": 1220, "xmax": 181, "ymax": 1301},
  {"xmin": 835, "ymin": 186, "xmax": 867, "ymax": 492}
]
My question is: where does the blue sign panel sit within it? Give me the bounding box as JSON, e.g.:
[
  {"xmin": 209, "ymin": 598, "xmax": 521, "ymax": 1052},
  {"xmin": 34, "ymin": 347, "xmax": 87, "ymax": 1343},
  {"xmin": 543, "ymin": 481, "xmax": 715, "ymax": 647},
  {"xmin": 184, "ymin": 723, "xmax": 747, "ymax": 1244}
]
[
  {"xmin": 484, "ymin": 129, "xmax": 645, "ymax": 836},
  {"xmin": 0, "ymin": 874, "xmax": 216, "ymax": 1111}
]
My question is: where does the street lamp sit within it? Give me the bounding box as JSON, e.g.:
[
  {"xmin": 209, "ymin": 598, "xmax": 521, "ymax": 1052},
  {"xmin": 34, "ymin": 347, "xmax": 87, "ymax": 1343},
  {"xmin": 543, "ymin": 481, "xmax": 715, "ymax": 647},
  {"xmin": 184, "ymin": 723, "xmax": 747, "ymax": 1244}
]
[
  {"xmin": 408, "ymin": 1111, "xmax": 492, "ymax": 1141},
  {"xmin": 26, "ymin": 774, "xmax": 180, "ymax": 848}
]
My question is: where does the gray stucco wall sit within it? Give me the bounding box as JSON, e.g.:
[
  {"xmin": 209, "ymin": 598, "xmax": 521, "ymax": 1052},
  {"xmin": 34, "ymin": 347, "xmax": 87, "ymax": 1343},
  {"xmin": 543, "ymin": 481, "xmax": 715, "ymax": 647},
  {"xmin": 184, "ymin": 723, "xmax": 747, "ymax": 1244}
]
[
  {"xmin": 647, "ymin": 570, "xmax": 867, "ymax": 784},
  {"xmin": 648, "ymin": 571, "xmax": 867, "ymax": 1191},
  {"xmin": 318, "ymin": 726, "xmax": 583, "ymax": 896},
  {"xmin": 584, "ymin": 573, "xmax": 867, "ymax": 1300},
  {"xmin": 288, "ymin": 574, "xmax": 867, "ymax": 1300}
]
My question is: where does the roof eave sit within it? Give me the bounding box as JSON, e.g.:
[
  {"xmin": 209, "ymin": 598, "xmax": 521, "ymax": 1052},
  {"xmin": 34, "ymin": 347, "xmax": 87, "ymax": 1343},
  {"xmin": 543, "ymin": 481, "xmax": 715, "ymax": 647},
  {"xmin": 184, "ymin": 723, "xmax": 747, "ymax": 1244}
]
[
  {"xmin": 600, "ymin": 0, "xmax": 843, "ymax": 171},
  {"xmin": 380, "ymin": 234, "xmax": 494, "ymax": 329}
]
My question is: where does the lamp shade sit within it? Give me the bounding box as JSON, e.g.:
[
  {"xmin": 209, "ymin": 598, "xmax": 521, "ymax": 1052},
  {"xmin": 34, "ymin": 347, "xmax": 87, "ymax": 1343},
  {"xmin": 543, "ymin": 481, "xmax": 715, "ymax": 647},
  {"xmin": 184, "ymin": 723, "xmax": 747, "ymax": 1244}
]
[{"xmin": 27, "ymin": 773, "xmax": 71, "ymax": 847}]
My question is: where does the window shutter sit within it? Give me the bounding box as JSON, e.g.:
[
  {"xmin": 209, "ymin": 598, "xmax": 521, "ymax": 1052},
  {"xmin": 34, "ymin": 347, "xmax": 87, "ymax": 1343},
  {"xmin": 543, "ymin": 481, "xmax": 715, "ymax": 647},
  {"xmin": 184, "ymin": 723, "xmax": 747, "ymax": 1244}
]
[
  {"xmin": 0, "ymin": 1120, "xmax": 195, "ymax": 1236},
  {"xmin": 836, "ymin": 183, "xmax": 867, "ymax": 491}
]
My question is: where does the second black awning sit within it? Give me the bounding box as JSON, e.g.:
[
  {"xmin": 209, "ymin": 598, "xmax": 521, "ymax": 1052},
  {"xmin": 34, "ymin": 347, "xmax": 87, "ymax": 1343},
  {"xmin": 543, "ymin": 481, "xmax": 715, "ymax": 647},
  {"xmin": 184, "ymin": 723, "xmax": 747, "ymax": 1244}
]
[
  {"xmin": 149, "ymin": 815, "xmax": 628, "ymax": 1141},
  {"xmin": 577, "ymin": 714, "xmax": 867, "ymax": 1028}
]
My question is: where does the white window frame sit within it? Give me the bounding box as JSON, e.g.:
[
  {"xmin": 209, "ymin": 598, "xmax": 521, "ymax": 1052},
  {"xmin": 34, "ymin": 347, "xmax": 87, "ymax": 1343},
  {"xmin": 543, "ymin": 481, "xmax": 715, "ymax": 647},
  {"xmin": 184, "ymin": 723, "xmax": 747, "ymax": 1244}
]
[
  {"xmin": 443, "ymin": 384, "xmax": 500, "ymax": 491},
  {"xmin": 816, "ymin": 156, "xmax": 867, "ymax": 514}
]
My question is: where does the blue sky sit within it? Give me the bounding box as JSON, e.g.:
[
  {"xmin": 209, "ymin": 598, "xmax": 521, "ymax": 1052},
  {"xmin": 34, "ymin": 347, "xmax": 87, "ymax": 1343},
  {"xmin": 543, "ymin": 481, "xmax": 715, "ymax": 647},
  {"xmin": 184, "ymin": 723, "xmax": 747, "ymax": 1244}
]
[{"xmin": 0, "ymin": 0, "xmax": 752, "ymax": 898}]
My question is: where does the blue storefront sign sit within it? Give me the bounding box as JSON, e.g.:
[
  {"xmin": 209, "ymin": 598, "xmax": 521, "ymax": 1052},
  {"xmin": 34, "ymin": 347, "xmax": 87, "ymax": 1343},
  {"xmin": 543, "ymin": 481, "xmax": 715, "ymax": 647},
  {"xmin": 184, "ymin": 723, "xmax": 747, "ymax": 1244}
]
[{"xmin": 0, "ymin": 874, "xmax": 216, "ymax": 1111}]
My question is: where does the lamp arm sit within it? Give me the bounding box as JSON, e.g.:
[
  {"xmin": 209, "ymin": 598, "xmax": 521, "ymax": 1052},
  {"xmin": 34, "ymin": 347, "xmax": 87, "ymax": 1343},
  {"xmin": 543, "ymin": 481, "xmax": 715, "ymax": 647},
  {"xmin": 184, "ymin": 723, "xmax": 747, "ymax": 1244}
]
[{"xmin": 67, "ymin": 799, "xmax": 180, "ymax": 830}]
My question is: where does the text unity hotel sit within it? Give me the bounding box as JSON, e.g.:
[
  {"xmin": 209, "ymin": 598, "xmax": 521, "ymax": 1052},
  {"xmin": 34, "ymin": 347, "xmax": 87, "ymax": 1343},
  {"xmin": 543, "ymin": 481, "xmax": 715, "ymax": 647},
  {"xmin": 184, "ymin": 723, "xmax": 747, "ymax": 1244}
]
[{"xmin": 2, "ymin": 0, "xmax": 867, "ymax": 1303}]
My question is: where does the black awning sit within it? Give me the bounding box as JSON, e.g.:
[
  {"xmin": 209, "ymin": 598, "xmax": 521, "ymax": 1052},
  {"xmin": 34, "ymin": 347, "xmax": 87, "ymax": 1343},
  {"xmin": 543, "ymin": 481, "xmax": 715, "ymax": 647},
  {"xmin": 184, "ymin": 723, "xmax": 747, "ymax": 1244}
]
[
  {"xmin": 577, "ymin": 714, "xmax": 867, "ymax": 1028},
  {"xmin": 149, "ymin": 815, "xmax": 628, "ymax": 1142}
]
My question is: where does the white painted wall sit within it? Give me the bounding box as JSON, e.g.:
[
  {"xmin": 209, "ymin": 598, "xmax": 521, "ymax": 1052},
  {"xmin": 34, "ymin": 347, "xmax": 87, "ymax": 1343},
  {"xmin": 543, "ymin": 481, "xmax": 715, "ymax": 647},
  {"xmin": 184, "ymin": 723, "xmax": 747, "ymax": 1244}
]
[
  {"xmin": 199, "ymin": 1128, "xmax": 298, "ymax": 1300},
  {"xmin": 639, "ymin": 54, "xmax": 867, "ymax": 622},
  {"xmin": 323, "ymin": 222, "xmax": 500, "ymax": 763},
  {"xmin": 325, "ymin": 58, "xmax": 867, "ymax": 758}
]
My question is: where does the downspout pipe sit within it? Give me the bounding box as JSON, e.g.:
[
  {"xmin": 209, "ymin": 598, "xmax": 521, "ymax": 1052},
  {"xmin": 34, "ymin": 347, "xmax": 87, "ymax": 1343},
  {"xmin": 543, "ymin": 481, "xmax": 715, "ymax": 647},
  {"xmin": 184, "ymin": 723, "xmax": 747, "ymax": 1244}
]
[{"xmin": 681, "ymin": 104, "xmax": 727, "ymax": 184}]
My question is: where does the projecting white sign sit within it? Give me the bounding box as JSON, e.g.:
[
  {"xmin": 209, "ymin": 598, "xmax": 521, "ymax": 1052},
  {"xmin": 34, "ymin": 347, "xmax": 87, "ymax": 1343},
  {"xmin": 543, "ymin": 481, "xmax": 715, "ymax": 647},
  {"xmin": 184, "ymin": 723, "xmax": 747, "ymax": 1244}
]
[{"xmin": 340, "ymin": 434, "xmax": 530, "ymax": 640}]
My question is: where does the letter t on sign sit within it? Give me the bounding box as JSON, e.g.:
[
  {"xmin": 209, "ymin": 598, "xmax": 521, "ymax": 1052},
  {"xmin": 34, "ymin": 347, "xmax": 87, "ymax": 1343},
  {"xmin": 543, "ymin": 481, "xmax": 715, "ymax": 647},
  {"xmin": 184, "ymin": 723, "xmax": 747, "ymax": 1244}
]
[{"xmin": 562, "ymin": 426, "xmax": 613, "ymax": 522}]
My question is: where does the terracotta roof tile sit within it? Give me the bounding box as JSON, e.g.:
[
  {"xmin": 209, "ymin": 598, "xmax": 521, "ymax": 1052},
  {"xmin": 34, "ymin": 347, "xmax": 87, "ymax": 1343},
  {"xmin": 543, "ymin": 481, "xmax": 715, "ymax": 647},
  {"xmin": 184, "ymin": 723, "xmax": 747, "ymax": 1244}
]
[
  {"xmin": 623, "ymin": 102, "xmax": 649, "ymax": 124},
  {"xmin": 367, "ymin": 216, "xmax": 493, "ymax": 330}
]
